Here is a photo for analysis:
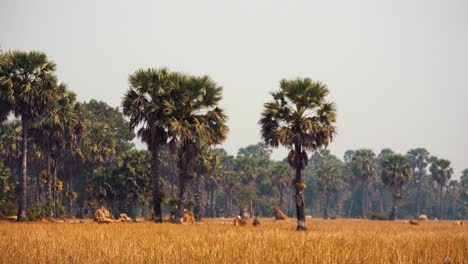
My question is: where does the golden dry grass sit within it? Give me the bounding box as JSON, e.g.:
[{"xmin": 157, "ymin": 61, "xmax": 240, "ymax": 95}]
[{"xmin": 0, "ymin": 218, "xmax": 466, "ymax": 264}]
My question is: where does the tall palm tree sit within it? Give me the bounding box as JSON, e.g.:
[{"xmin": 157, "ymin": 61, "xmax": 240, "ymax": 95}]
[
  {"xmin": 351, "ymin": 149, "xmax": 376, "ymax": 219},
  {"xmin": 406, "ymin": 148, "xmax": 430, "ymax": 215},
  {"xmin": 165, "ymin": 74, "xmax": 228, "ymax": 221},
  {"xmin": 122, "ymin": 68, "xmax": 175, "ymax": 222},
  {"xmin": 32, "ymin": 83, "xmax": 83, "ymax": 217},
  {"xmin": 381, "ymin": 154, "xmax": 413, "ymax": 220},
  {"xmin": 259, "ymin": 78, "xmax": 336, "ymax": 231},
  {"xmin": 430, "ymin": 158, "xmax": 453, "ymax": 219},
  {"xmin": 0, "ymin": 51, "xmax": 58, "ymax": 220}
]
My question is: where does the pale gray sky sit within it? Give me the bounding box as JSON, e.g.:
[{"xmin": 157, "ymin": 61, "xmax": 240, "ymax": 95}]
[{"xmin": 1, "ymin": 0, "xmax": 467, "ymax": 178}]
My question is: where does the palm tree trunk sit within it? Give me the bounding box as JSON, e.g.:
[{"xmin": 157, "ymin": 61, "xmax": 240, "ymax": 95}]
[
  {"xmin": 379, "ymin": 190, "xmax": 384, "ymax": 214},
  {"xmin": 67, "ymin": 174, "xmax": 73, "ymax": 218},
  {"xmin": 194, "ymin": 174, "xmax": 202, "ymax": 221},
  {"xmin": 53, "ymin": 158, "xmax": 58, "ymax": 217},
  {"xmin": 211, "ymin": 190, "xmax": 216, "ymax": 217},
  {"xmin": 439, "ymin": 184, "xmax": 443, "ymax": 219},
  {"xmin": 17, "ymin": 118, "xmax": 28, "ymax": 221},
  {"xmin": 279, "ymin": 186, "xmax": 284, "ymax": 209},
  {"xmin": 324, "ymin": 192, "xmax": 330, "ymax": 219},
  {"xmin": 361, "ymin": 183, "xmax": 366, "ymax": 218},
  {"xmin": 416, "ymin": 184, "xmax": 421, "ymax": 216},
  {"xmin": 294, "ymin": 152, "xmax": 307, "ymax": 230},
  {"xmin": 151, "ymin": 146, "xmax": 163, "ymax": 223},
  {"xmin": 46, "ymin": 153, "xmax": 53, "ymax": 217},
  {"xmin": 176, "ymin": 169, "xmax": 188, "ymax": 222},
  {"xmin": 390, "ymin": 188, "xmax": 400, "ymax": 220}
]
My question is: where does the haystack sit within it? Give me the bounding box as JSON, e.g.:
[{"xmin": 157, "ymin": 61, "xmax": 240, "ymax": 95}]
[
  {"xmin": 452, "ymin": 220, "xmax": 463, "ymax": 226},
  {"xmin": 94, "ymin": 207, "xmax": 115, "ymax": 223},
  {"xmin": 233, "ymin": 216, "xmax": 247, "ymax": 226},
  {"xmin": 182, "ymin": 212, "xmax": 195, "ymax": 224},
  {"xmin": 118, "ymin": 213, "xmax": 132, "ymax": 223},
  {"xmin": 6, "ymin": 216, "xmax": 17, "ymax": 221},
  {"xmin": 252, "ymin": 217, "xmax": 260, "ymax": 226},
  {"xmin": 418, "ymin": 214, "xmax": 428, "ymax": 221},
  {"xmin": 272, "ymin": 207, "xmax": 288, "ymax": 220}
]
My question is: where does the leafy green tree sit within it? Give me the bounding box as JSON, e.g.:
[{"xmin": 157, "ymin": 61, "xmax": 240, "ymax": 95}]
[
  {"xmin": 122, "ymin": 68, "xmax": 174, "ymax": 222},
  {"xmin": 381, "ymin": 154, "xmax": 413, "ymax": 220},
  {"xmin": 259, "ymin": 78, "xmax": 336, "ymax": 231},
  {"xmin": 351, "ymin": 149, "xmax": 376, "ymax": 219},
  {"xmin": 271, "ymin": 161, "xmax": 291, "ymax": 210},
  {"xmin": 0, "ymin": 51, "xmax": 58, "ymax": 220},
  {"xmin": 430, "ymin": 158, "xmax": 453, "ymax": 219}
]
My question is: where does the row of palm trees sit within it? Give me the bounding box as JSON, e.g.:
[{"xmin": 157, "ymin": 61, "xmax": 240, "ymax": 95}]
[{"xmin": 0, "ymin": 49, "xmax": 423, "ymax": 230}]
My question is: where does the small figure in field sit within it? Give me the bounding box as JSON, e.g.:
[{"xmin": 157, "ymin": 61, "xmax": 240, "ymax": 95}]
[
  {"xmin": 233, "ymin": 216, "xmax": 247, "ymax": 226},
  {"xmin": 272, "ymin": 207, "xmax": 288, "ymax": 220},
  {"xmin": 252, "ymin": 217, "xmax": 260, "ymax": 226},
  {"xmin": 409, "ymin": 219, "xmax": 420, "ymax": 225}
]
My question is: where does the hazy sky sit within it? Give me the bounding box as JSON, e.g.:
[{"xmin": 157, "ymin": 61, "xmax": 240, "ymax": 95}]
[{"xmin": 1, "ymin": 0, "xmax": 467, "ymax": 177}]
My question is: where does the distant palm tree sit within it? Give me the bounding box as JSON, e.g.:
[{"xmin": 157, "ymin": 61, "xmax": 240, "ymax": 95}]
[
  {"xmin": 259, "ymin": 78, "xmax": 336, "ymax": 231},
  {"xmin": 165, "ymin": 74, "xmax": 228, "ymax": 221},
  {"xmin": 406, "ymin": 148, "xmax": 430, "ymax": 215},
  {"xmin": 381, "ymin": 154, "xmax": 413, "ymax": 220},
  {"xmin": 122, "ymin": 68, "xmax": 174, "ymax": 223},
  {"xmin": 0, "ymin": 51, "xmax": 58, "ymax": 220},
  {"xmin": 351, "ymin": 149, "xmax": 376, "ymax": 219},
  {"xmin": 430, "ymin": 158, "xmax": 453, "ymax": 219},
  {"xmin": 32, "ymin": 83, "xmax": 83, "ymax": 217}
]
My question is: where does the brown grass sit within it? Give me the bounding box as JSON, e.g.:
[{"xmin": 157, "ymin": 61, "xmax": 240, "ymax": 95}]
[{"xmin": 0, "ymin": 218, "xmax": 466, "ymax": 264}]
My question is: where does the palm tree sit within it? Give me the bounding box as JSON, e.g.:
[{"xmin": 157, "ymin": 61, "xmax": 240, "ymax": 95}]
[
  {"xmin": 381, "ymin": 154, "xmax": 413, "ymax": 220},
  {"xmin": 32, "ymin": 83, "xmax": 83, "ymax": 217},
  {"xmin": 122, "ymin": 68, "xmax": 174, "ymax": 223},
  {"xmin": 351, "ymin": 149, "xmax": 376, "ymax": 219},
  {"xmin": 406, "ymin": 148, "xmax": 430, "ymax": 215},
  {"xmin": 0, "ymin": 51, "xmax": 58, "ymax": 220},
  {"xmin": 430, "ymin": 158, "xmax": 453, "ymax": 219},
  {"xmin": 316, "ymin": 164, "xmax": 343, "ymax": 219},
  {"xmin": 259, "ymin": 78, "xmax": 336, "ymax": 231},
  {"xmin": 165, "ymin": 74, "xmax": 228, "ymax": 221}
]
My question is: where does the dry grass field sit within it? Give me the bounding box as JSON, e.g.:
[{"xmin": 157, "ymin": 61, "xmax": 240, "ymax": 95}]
[{"xmin": 0, "ymin": 218, "xmax": 466, "ymax": 264}]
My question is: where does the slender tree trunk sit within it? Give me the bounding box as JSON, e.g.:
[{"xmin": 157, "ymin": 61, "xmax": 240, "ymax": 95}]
[
  {"xmin": 53, "ymin": 159, "xmax": 58, "ymax": 217},
  {"xmin": 176, "ymin": 168, "xmax": 189, "ymax": 222},
  {"xmin": 390, "ymin": 188, "xmax": 401, "ymax": 220},
  {"xmin": 67, "ymin": 174, "xmax": 73, "ymax": 217},
  {"xmin": 416, "ymin": 184, "xmax": 421, "ymax": 216},
  {"xmin": 324, "ymin": 192, "xmax": 330, "ymax": 219},
  {"xmin": 211, "ymin": 190, "xmax": 216, "ymax": 217},
  {"xmin": 361, "ymin": 183, "xmax": 366, "ymax": 218},
  {"xmin": 439, "ymin": 184, "xmax": 443, "ymax": 219},
  {"xmin": 35, "ymin": 169, "xmax": 40, "ymax": 203},
  {"xmin": 279, "ymin": 186, "xmax": 284, "ymax": 209},
  {"xmin": 46, "ymin": 153, "xmax": 53, "ymax": 217},
  {"xmin": 295, "ymin": 146, "xmax": 307, "ymax": 231},
  {"xmin": 379, "ymin": 190, "xmax": 384, "ymax": 214},
  {"xmin": 151, "ymin": 146, "xmax": 163, "ymax": 223},
  {"xmin": 17, "ymin": 118, "xmax": 28, "ymax": 221},
  {"xmin": 194, "ymin": 174, "xmax": 202, "ymax": 221}
]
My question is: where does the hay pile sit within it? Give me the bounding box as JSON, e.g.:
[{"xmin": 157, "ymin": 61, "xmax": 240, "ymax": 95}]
[
  {"xmin": 94, "ymin": 207, "xmax": 115, "ymax": 224},
  {"xmin": 233, "ymin": 216, "xmax": 247, "ymax": 226},
  {"xmin": 409, "ymin": 220, "xmax": 420, "ymax": 225},
  {"xmin": 182, "ymin": 212, "xmax": 195, "ymax": 224},
  {"xmin": 272, "ymin": 207, "xmax": 288, "ymax": 220},
  {"xmin": 118, "ymin": 213, "xmax": 132, "ymax": 223},
  {"xmin": 252, "ymin": 217, "xmax": 260, "ymax": 226},
  {"xmin": 6, "ymin": 216, "xmax": 17, "ymax": 221},
  {"xmin": 452, "ymin": 220, "xmax": 463, "ymax": 226},
  {"xmin": 418, "ymin": 214, "xmax": 428, "ymax": 221}
]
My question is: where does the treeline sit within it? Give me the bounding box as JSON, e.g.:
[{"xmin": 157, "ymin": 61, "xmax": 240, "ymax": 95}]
[{"xmin": 0, "ymin": 50, "xmax": 466, "ymax": 223}]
